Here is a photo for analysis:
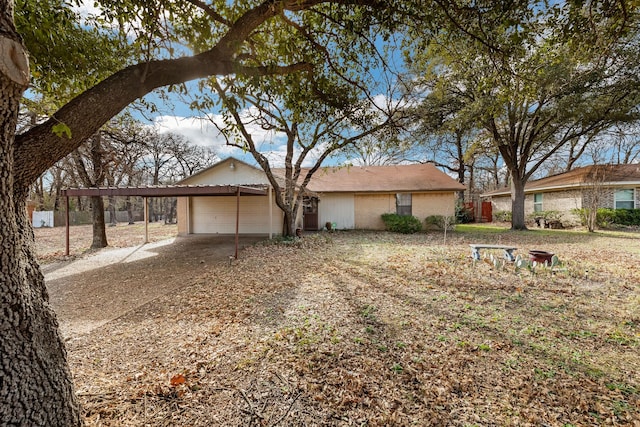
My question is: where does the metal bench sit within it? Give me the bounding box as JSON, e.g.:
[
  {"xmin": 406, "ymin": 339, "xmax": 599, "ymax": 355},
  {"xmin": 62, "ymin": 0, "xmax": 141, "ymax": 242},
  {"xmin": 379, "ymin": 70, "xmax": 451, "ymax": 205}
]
[{"xmin": 469, "ymin": 244, "xmax": 517, "ymax": 262}]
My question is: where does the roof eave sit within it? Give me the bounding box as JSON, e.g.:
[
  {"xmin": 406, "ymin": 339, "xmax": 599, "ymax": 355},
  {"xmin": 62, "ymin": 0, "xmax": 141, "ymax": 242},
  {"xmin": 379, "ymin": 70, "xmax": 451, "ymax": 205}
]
[{"xmin": 482, "ymin": 180, "xmax": 640, "ymax": 197}]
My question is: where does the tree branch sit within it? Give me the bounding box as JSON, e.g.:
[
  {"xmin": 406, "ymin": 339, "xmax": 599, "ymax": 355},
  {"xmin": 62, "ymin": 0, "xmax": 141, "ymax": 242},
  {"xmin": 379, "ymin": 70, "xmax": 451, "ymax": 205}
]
[{"xmin": 12, "ymin": 0, "xmax": 338, "ymax": 191}]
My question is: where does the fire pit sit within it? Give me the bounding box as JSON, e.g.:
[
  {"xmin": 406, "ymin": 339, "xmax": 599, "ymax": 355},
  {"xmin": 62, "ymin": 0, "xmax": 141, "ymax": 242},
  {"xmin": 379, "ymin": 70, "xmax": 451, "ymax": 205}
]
[{"xmin": 528, "ymin": 250, "xmax": 554, "ymax": 264}]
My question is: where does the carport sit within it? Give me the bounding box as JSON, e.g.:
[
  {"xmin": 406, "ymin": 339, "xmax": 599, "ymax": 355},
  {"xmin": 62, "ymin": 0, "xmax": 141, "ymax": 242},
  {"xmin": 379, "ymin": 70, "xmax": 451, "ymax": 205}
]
[{"xmin": 60, "ymin": 184, "xmax": 270, "ymax": 258}]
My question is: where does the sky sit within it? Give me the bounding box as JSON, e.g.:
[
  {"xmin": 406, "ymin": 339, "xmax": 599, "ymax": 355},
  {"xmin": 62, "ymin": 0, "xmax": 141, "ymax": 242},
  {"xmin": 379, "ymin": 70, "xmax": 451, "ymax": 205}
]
[
  {"xmin": 75, "ymin": 1, "xmax": 245, "ymax": 160},
  {"xmin": 144, "ymin": 89, "xmax": 405, "ymax": 168},
  {"xmin": 72, "ymin": 1, "xmax": 407, "ymax": 169},
  {"xmin": 145, "ymin": 96, "xmax": 337, "ymax": 168}
]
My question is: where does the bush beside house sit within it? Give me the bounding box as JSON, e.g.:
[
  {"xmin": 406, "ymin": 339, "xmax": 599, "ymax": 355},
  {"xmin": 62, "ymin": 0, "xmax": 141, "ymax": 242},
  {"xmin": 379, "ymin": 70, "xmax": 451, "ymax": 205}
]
[
  {"xmin": 381, "ymin": 214, "xmax": 423, "ymax": 234},
  {"xmin": 573, "ymin": 208, "xmax": 640, "ymax": 228}
]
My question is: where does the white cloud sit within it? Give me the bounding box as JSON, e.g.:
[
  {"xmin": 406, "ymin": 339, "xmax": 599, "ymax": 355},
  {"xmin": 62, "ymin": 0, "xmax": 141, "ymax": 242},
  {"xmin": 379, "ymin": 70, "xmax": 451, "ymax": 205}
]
[
  {"xmin": 75, "ymin": 0, "xmax": 102, "ymax": 18},
  {"xmin": 152, "ymin": 114, "xmax": 294, "ymax": 164},
  {"xmin": 153, "ymin": 115, "xmax": 225, "ymax": 146}
]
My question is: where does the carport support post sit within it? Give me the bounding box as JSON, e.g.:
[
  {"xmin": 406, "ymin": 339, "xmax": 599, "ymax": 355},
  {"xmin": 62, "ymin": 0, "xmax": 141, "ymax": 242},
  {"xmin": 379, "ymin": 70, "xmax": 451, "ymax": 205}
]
[
  {"xmin": 65, "ymin": 195, "xmax": 70, "ymax": 256},
  {"xmin": 269, "ymin": 185, "xmax": 273, "ymax": 239},
  {"xmin": 144, "ymin": 196, "xmax": 149, "ymax": 244},
  {"xmin": 235, "ymin": 186, "xmax": 240, "ymax": 259}
]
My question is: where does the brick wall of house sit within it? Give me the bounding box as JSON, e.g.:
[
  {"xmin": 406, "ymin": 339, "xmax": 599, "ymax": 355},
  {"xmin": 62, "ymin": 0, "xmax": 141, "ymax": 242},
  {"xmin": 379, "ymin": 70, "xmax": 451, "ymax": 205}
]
[
  {"xmin": 581, "ymin": 186, "xmax": 640, "ymax": 209},
  {"xmin": 534, "ymin": 189, "xmax": 582, "ymax": 211},
  {"xmin": 532, "ymin": 190, "xmax": 583, "ymax": 225},
  {"xmin": 490, "ymin": 186, "xmax": 640, "ymax": 225},
  {"xmin": 582, "ymin": 188, "xmax": 614, "ymax": 210},
  {"xmin": 491, "ymin": 196, "xmax": 511, "ymax": 213},
  {"xmin": 353, "ymin": 192, "xmax": 456, "ymax": 229}
]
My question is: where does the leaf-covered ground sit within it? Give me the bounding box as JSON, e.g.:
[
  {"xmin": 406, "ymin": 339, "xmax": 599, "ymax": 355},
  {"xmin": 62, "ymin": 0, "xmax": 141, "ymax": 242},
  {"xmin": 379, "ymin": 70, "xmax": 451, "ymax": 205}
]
[
  {"xmin": 35, "ymin": 222, "xmax": 179, "ymax": 263},
  {"xmin": 43, "ymin": 226, "xmax": 639, "ymax": 426}
]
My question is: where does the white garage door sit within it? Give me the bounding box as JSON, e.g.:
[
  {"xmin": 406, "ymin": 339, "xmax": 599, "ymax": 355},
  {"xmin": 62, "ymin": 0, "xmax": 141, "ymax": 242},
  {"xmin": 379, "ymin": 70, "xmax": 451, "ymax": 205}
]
[{"xmin": 190, "ymin": 196, "xmax": 277, "ymax": 234}]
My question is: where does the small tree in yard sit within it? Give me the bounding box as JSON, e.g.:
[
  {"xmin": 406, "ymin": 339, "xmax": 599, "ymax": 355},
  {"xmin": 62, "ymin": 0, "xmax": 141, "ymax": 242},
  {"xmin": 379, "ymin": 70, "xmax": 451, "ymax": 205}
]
[
  {"xmin": 580, "ymin": 165, "xmax": 608, "ymax": 232},
  {"xmin": 425, "ymin": 214, "xmax": 455, "ymax": 244}
]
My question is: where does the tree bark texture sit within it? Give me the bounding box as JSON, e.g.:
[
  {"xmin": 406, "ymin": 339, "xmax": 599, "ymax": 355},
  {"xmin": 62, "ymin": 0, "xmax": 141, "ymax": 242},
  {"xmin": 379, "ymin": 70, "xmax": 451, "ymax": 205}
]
[
  {"xmin": 126, "ymin": 196, "xmax": 135, "ymax": 224},
  {"xmin": 108, "ymin": 195, "xmax": 117, "ymax": 226},
  {"xmin": 90, "ymin": 196, "xmax": 108, "ymax": 248},
  {"xmin": 1, "ymin": 20, "xmax": 83, "ymax": 424},
  {"xmin": 510, "ymin": 174, "xmax": 527, "ymax": 230}
]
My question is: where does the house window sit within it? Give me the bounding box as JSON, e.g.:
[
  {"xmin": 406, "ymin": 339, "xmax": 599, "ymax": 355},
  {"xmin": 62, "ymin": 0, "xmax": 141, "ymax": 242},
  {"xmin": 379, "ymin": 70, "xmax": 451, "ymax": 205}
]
[
  {"xmin": 533, "ymin": 193, "xmax": 543, "ymax": 212},
  {"xmin": 614, "ymin": 189, "xmax": 635, "ymax": 209},
  {"xmin": 396, "ymin": 193, "xmax": 412, "ymax": 216}
]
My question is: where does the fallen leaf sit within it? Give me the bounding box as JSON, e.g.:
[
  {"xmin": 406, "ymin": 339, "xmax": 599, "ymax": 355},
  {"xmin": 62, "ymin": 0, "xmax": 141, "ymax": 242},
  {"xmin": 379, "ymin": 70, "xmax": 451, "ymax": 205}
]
[{"xmin": 170, "ymin": 374, "xmax": 186, "ymax": 387}]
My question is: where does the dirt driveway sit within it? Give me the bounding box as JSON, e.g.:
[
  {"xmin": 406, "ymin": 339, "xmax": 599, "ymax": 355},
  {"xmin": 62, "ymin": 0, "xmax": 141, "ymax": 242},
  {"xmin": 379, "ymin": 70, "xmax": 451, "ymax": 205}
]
[{"xmin": 44, "ymin": 235, "xmax": 266, "ymax": 338}]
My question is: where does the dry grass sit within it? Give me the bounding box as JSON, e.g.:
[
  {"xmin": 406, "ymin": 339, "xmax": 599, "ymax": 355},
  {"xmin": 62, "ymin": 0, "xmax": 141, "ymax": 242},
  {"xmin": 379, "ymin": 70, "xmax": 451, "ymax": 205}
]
[
  {"xmin": 34, "ymin": 222, "xmax": 178, "ymax": 262},
  {"xmin": 41, "ymin": 225, "xmax": 640, "ymax": 426}
]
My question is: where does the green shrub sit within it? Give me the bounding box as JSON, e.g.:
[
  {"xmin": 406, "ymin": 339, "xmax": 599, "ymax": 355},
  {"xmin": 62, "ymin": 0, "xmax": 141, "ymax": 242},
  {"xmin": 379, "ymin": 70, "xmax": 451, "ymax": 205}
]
[
  {"xmin": 529, "ymin": 210, "xmax": 562, "ymax": 221},
  {"xmin": 572, "ymin": 208, "xmax": 640, "ymax": 228},
  {"xmin": 381, "ymin": 213, "xmax": 423, "ymax": 234},
  {"xmin": 597, "ymin": 208, "xmax": 616, "ymax": 227},
  {"xmin": 455, "ymin": 204, "xmax": 474, "ymax": 224},
  {"xmin": 425, "ymin": 215, "xmax": 456, "ymax": 230},
  {"xmin": 572, "ymin": 208, "xmax": 603, "ymax": 228},
  {"xmin": 493, "ymin": 210, "xmax": 512, "ymax": 222},
  {"xmin": 598, "ymin": 208, "xmax": 640, "ymax": 226},
  {"xmin": 571, "ymin": 208, "xmax": 589, "ymax": 226}
]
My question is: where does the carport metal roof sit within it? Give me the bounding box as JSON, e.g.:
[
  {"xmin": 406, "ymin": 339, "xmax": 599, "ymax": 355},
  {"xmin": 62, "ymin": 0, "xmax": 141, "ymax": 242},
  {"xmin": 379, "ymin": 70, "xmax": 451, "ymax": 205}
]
[
  {"xmin": 60, "ymin": 184, "xmax": 270, "ymax": 258},
  {"xmin": 60, "ymin": 184, "xmax": 267, "ymax": 198}
]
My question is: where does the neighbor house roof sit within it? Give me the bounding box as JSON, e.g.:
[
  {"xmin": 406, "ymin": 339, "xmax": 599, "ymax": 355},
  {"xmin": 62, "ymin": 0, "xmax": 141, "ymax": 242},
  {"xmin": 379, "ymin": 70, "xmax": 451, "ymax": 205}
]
[
  {"xmin": 483, "ymin": 164, "xmax": 640, "ymax": 197},
  {"xmin": 302, "ymin": 163, "xmax": 466, "ymax": 193}
]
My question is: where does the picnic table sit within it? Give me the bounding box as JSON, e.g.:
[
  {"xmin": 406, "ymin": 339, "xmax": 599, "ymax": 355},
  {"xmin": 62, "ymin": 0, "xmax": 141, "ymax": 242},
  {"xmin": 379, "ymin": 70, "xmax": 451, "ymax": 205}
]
[{"xmin": 469, "ymin": 244, "xmax": 517, "ymax": 262}]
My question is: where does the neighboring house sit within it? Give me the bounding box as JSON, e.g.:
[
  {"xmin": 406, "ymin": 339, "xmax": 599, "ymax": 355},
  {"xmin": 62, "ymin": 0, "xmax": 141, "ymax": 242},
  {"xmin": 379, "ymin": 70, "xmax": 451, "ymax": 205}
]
[
  {"xmin": 482, "ymin": 164, "xmax": 640, "ymax": 224},
  {"xmin": 176, "ymin": 157, "xmax": 465, "ymax": 235}
]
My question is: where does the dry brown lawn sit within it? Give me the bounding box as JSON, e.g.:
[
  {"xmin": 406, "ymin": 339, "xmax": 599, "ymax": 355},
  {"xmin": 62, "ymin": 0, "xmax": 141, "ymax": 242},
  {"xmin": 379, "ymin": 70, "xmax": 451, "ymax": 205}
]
[
  {"xmin": 36, "ymin": 224, "xmax": 640, "ymax": 426},
  {"xmin": 34, "ymin": 222, "xmax": 179, "ymax": 262}
]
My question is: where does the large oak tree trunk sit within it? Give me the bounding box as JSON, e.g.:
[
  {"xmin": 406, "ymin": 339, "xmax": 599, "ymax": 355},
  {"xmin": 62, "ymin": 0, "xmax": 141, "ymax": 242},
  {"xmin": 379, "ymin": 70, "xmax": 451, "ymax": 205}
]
[
  {"xmin": 1, "ymin": 189, "xmax": 83, "ymax": 425},
  {"xmin": 90, "ymin": 195, "xmax": 108, "ymax": 248},
  {"xmin": 510, "ymin": 175, "xmax": 528, "ymax": 230},
  {"xmin": 1, "ymin": 20, "xmax": 83, "ymax": 423},
  {"xmin": 282, "ymin": 209, "xmax": 296, "ymax": 237}
]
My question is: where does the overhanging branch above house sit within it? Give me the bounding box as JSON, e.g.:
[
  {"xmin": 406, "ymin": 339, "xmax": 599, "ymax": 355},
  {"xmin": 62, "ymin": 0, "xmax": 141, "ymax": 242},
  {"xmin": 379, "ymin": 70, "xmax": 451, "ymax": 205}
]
[{"xmin": 61, "ymin": 184, "xmax": 267, "ymax": 197}]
